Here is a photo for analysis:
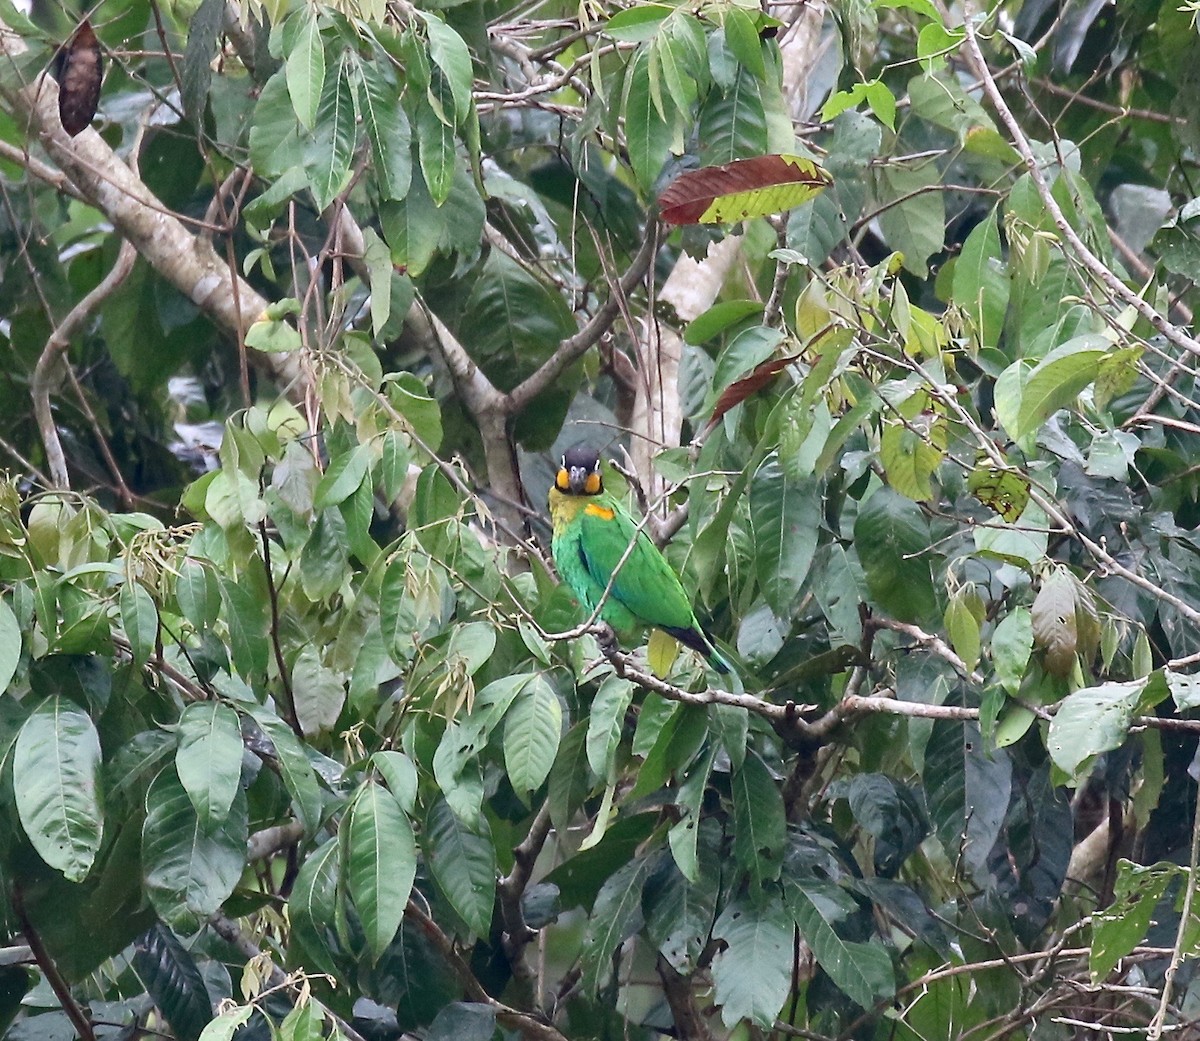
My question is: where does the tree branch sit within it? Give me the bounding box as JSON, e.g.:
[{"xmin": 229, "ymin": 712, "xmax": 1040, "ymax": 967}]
[
  {"xmin": 507, "ymin": 231, "xmax": 657, "ymax": 413},
  {"xmin": 497, "ymin": 804, "xmax": 553, "ymax": 982}
]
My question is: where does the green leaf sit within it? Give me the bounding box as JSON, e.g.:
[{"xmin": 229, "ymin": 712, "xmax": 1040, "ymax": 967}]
[
  {"xmin": 292, "ymin": 646, "xmax": 345, "ymax": 737},
  {"xmin": 250, "ymin": 709, "xmax": 323, "ymax": 833},
  {"xmin": 684, "ymin": 300, "xmax": 763, "ymax": 344},
  {"xmin": 992, "ymin": 608, "xmax": 1032, "ymax": 696},
  {"xmin": 783, "ymin": 878, "xmax": 894, "ymax": 1008},
  {"xmin": 386, "ymin": 372, "xmax": 444, "ymax": 450},
  {"xmin": 289, "ymin": 840, "xmax": 340, "ymax": 976},
  {"xmin": 711, "ymin": 895, "xmax": 793, "ymax": 1027},
  {"xmin": 175, "ymin": 702, "xmax": 243, "ymax": 828},
  {"xmin": 372, "ymin": 750, "xmax": 418, "ymax": 812},
  {"xmin": 285, "ymin": 10, "xmax": 325, "ymax": 130},
  {"xmin": 131, "ymin": 923, "xmax": 214, "ymax": 1041},
  {"xmin": 731, "ymin": 751, "xmax": 786, "ymax": 885},
  {"xmin": 722, "ymin": 6, "xmax": 764, "ymax": 79},
  {"xmin": 314, "ymin": 443, "xmax": 370, "ymax": 509},
  {"xmin": 853, "ymin": 487, "xmax": 938, "ymax": 624},
  {"xmin": 197, "ymin": 1007, "xmax": 254, "ymax": 1041},
  {"xmin": 585, "ymin": 675, "xmax": 634, "ymax": 779},
  {"xmin": 504, "ymin": 674, "xmax": 562, "ymax": 796},
  {"xmin": 353, "ymin": 58, "xmax": 411, "ymax": 203},
  {"xmin": 625, "ymin": 49, "xmax": 671, "ymax": 191},
  {"xmin": 668, "ymin": 745, "xmax": 715, "ymax": 882},
  {"xmin": 425, "ymin": 798, "xmax": 496, "ymax": 936},
  {"xmin": 1090, "ymin": 860, "xmax": 1177, "ymax": 981},
  {"xmin": 952, "ymin": 209, "xmax": 1009, "ymax": 349},
  {"xmin": 244, "ymin": 318, "xmax": 302, "ymax": 354},
  {"xmin": 1166, "ymin": 668, "xmax": 1200, "ymax": 711},
  {"xmin": 143, "ymin": 767, "xmax": 246, "ymax": 932},
  {"xmin": 876, "ymin": 163, "xmax": 944, "ymax": 277},
  {"xmin": 220, "ymin": 577, "xmax": 269, "ymax": 680},
  {"xmin": 346, "ymin": 781, "xmax": 417, "ymax": 960},
  {"xmin": 417, "ymin": 96, "xmax": 457, "ymax": 206},
  {"xmin": 303, "ymin": 55, "xmax": 357, "ymax": 210},
  {"xmin": 0, "ymin": 596, "xmax": 22, "ymax": 693},
  {"xmin": 580, "ymin": 856, "xmax": 655, "ymax": 994},
  {"xmin": 604, "ymin": 4, "xmax": 672, "ymax": 41},
  {"xmin": 14, "ymin": 697, "xmax": 104, "ymax": 882},
  {"xmin": 1047, "ymin": 677, "xmax": 1166, "ymax": 781},
  {"xmin": 1010, "ymin": 334, "xmax": 1109, "ymax": 441},
  {"xmin": 119, "ymin": 581, "xmax": 159, "ymax": 667},
  {"xmin": 749, "ymin": 455, "xmax": 819, "ymax": 618},
  {"xmin": 421, "ymin": 14, "xmax": 473, "ymax": 125}
]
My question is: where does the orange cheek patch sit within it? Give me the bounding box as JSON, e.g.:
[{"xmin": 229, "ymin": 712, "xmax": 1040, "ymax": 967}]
[
  {"xmin": 555, "ymin": 470, "xmax": 570, "ymax": 491},
  {"xmin": 584, "ymin": 473, "xmax": 602, "ymax": 494},
  {"xmin": 584, "ymin": 504, "xmax": 615, "ymax": 520}
]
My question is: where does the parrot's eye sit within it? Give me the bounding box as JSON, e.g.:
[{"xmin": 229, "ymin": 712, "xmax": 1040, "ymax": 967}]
[{"xmin": 555, "ymin": 468, "xmax": 571, "ymax": 491}]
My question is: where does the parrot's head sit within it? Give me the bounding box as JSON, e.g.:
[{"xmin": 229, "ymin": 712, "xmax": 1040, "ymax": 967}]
[{"xmin": 556, "ymin": 444, "xmax": 603, "ymax": 496}]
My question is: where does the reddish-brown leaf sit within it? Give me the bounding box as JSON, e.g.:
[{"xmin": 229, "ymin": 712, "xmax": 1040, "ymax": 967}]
[
  {"xmin": 55, "ymin": 19, "xmax": 102, "ymax": 137},
  {"xmin": 704, "ymin": 352, "xmax": 802, "ymax": 434},
  {"xmin": 658, "ymin": 154, "xmax": 832, "ymax": 225}
]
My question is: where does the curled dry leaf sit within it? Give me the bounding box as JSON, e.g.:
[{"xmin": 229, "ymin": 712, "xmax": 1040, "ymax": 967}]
[
  {"xmin": 55, "ymin": 19, "xmax": 102, "ymax": 137},
  {"xmin": 657, "ymin": 154, "xmax": 833, "ymax": 226}
]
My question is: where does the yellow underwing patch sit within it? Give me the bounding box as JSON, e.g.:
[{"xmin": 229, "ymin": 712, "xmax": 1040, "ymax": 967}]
[
  {"xmin": 648, "ymin": 629, "xmax": 680, "ymax": 678},
  {"xmin": 585, "ymin": 504, "xmax": 615, "ymax": 520}
]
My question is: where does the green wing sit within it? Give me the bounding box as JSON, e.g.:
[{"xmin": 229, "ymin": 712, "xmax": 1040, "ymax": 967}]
[{"xmin": 577, "ymin": 500, "xmax": 697, "ymax": 632}]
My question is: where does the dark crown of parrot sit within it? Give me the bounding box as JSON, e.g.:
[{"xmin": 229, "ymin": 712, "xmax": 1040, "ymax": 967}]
[{"xmin": 556, "ymin": 445, "xmax": 603, "ymax": 496}]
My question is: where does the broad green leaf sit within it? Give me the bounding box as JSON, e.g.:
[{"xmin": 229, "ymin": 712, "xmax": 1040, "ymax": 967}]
[
  {"xmin": 1166, "ymin": 668, "xmax": 1200, "ymax": 711},
  {"xmin": 422, "ymin": 14, "xmax": 473, "ymax": 125},
  {"xmin": 417, "ymin": 96, "xmax": 456, "ymax": 206},
  {"xmin": 197, "ymin": 1007, "xmax": 254, "ymax": 1041},
  {"xmin": 783, "ymin": 878, "xmax": 894, "ymax": 1009},
  {"xmin": 668, "ymin": 745, "xmax": 715, "ymax": 882},
  {"xmin": 879, "ymin": 391, "xmax": 945, "ymax": 501},
  {"xmin": 250, "ymin": 709, "xmax": 323, "ymax": 833},
  {"xmin": 876, "ymin": 162, "xmax": 944, "ymax": 276},
  {"xmin": 952, "ymin": 209, "xmax": 1009, "ymax": 349},
  {"xmin": 625, "ymin": 49, "xmax": 671, "ymax": 191},
  {"xmin": 314, "ymin": 443, "xmax": 370, "ymax": 509},
  {"xmin": 580, "ymin": 855, "xmax": 655, "ymax": 995},
  {"xmin": 176, "ymin": 561, "xmax": 222, "ymax": 633},
  {"xmin": 120, "ymin": 581, "xmax": 159, "ymax": 667},
  {"xmin": 649, "ymin": 821, "xmax": 721, "ymax": 971},
  {"xmin": 132, "ymin": 923, "xmax": 215, "ymax": 1041},
  {"xmin": 711, "ymin": 895, "xmax": 792, "ymax": 1027},
  {"xmin": 1047, "ymin": 676, "xmax": 1167, "ymax": 781},
  {"xmin": 425, "ymin": 798, "xmax": 496, "ymax": 936},
  {"xmin": 346, "ymin": 781, "xmax": 417, "ymax": 960},
  {"xmin": 749, "ymin": 455, "xmax": 819, "ymax": 618},
  {"xmin": 285, "ymin": 10, "xmax": 325, "ymax": 130},
  {"xmin": 356, "ymin": 60, "xmax": 412, "ymax": 202},
  {"xmin": 1090, "ymin": 860, "xmax": 1177, "ymax": 981},
  {"xmin": 684, "ymin": 300, "xmax": 764, "ymax": 344},
  {"xmin": 722, "ymin": 6, "xmax": 764, "ymax": 79},
  {"xmin": 604, "ymin": 3, "xmax": 672, "ymax": 40},
  {"xmin": 0, "ymin": 595, "xmax": 22, "ymax": 693},
  {"xmin": 585, "ymin": 675, "xmax": 634, "ymax": 779},
  {"xmin": 292, "ymin": 646, "xmax": 345, "ymax": 737},
  {"xmin": 289, "ymin": 840, "xmax": 340, "ymax": 975},
  {"xmin": 14, "ymin": 697, "xmax": 104, "ymax": 882},
  {"xmin": 303, "ymin": 55, "xmax": 357, "ymax": 210},
  {"xmin": 731, "ymin": 751, "xmax": 786, "ymax": 885},
  {"xmin": 1009, "ymin": 334, "xmax": 1109, "ymax": 441},
  {"xmin": 854, "ymin": 487, "xmax": 938, "ymax": 624},
  {"xmin": 372, "ymin": 750, "xmax": 418, "ymax": 812},
  {"xmin": 143, "ymin": 767, "xmax": 246, "ymax": 932},
  {"xmin": 504, "ymin": 674, "xmax": 562, "ymax": 796},
  {"xmin": 992, "ymin": 608, "xmax": 1033, "ymax": 695},
  {"xmin": 220, "ymin": 578, "xmax": 269, "ymax": 680},
  {"xmin": 175, "ymin": 702, "xmax": 243, "ymax": 828}
]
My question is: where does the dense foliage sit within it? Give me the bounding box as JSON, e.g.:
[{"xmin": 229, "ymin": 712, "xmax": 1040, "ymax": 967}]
[{"xmin": 1, "ymin": 0, "xmax": 1200, "ymax": 1037}]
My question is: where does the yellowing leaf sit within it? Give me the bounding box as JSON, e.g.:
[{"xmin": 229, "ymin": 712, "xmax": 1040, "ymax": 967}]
[{"xmin": 658, "ymin": 154, "xmax": 833, "ymax": 225}]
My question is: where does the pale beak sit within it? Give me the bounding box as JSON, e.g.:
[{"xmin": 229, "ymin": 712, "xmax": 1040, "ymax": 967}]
[{"xmin": 568, "ymin": 466, "xmax": 590, "ymax": 493}]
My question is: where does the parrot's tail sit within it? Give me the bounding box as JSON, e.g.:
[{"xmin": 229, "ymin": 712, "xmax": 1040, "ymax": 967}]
[{"xmin": 663, "ymin": 624, "xmax": 731, "ymax": 675}]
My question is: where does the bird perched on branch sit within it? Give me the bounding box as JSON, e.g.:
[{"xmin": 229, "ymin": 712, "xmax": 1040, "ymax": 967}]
[{"xmin": 548, "ymin": 444, "xmax": 731, "ymax": 675}]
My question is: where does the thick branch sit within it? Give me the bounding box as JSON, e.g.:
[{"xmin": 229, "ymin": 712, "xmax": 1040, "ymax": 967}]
[
  {"xmin": 497, "ymin": 804, "xmax": 553, "ymax": 981},
  {"xmin": 0, "ymin": 36, "xmax": 304, "ymax": 390},
  {"xmin": 507, "ymin": 232, "xmax": 657, "ymax": 412}
]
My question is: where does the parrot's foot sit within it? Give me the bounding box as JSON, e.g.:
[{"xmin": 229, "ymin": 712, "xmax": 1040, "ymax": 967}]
[{"xmin": 595, "ymin": 622, "xmax": 620, "ymax": 659}]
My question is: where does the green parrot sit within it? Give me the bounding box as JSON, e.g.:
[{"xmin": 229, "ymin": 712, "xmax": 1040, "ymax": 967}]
[{"xmin": 548, "ymin": 444, "xmax": 730, "ymax": 674}]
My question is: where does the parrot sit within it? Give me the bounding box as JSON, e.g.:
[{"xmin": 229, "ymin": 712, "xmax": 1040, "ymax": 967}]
[{"xmin": 548, "ymin": 444, "xmax": 730, "ymax": 674}]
